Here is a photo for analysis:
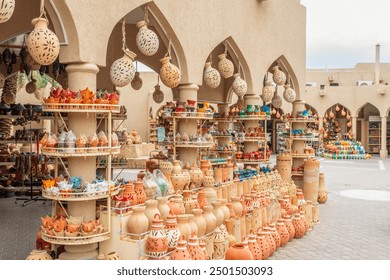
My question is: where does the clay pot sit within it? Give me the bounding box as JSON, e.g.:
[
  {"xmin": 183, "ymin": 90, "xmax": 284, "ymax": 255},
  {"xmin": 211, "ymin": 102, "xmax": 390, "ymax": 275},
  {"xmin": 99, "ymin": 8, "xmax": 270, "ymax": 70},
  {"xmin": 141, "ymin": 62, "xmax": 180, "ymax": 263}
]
[
  {"xmin": 159, "ymin": 56, "xmax": 181, "ymax": 88},
  {"xmin": 0, "ymin": 0, "xmax": 15, "ymax": 23},
  {"xmin": 127, "ymin": 205, "xmax": 149, "ymax": 239},
  {"xmin": 248, "ymin": 229, "xmax": 262, "ymax": 260},
  {"xmin": 299, "ymin": 211, "xmax": 309, "ymax": 233},
  {"xmin": 225, "ymin": 242, "xmax": 254, "ymax": 260},
  {"xmin": 176, "ymin": 214, "xmax": 192, "ymax": 241},
  {"xmin": 192, "ymin": 209, "xmax": 207, "ymax": 237},
  {"xmin": 188, "ymin": 162, "xmax": 204, "ymax": 187},
  {"xmin": 199, "ymin": 240, "xmax": 210, "ymax": 260},
  {"xmin": 131, "ymin": 71, "xmax": 143, "ymax": 90},
  {"xmin": 232, "ymin": 73, "xmax": 247, "ymax": 97},
  {"xmin": 272, "ymin": 66, "xmax": 286, "ymax": 86},
  {"xmin": 271, "ymin": 90, "xmax": 283, "ymax": 109},
  {"xmin": 217, "ymin": 53, "xmax": 234, "ymax": 78},
  {"xmin": 164, "ymin": 211, "xmax": 180, "ymax": 251},
  {"xmin": 261, "ymin": 228, "xmax": 276, "ymax": 256},
  {"xmin": 197, "ymin": 189, "xmax": 208, "ymax": 209},
  {"xmin": 202, "ymin": 205, "xmax": 217, "ymax": 235},
  {"xmin": 225, "ymin": 219, "xmax": 237, "ymax": 247},
  {"xmin": 256, "ymin": 230, "xmax": 270, "ymax": 260},
  {"xmin": 27, "ymin": 17, "xmax": 60, "ymax": 65},
  {"xmin": 318, "ymin": 172, "xmax": 328, "ymax": 204},
  {"xmin": 283, "ymin": 216, "xmax": 295, "ymax": 241},
  {"xmin": 231, "ymin": 197, "xmax": 243, "ymax": 218},
  {"xmin": 159, "ymin": 161, "xmax": 173, "ymax": 174},
  {"xmin": 157, "ymin": 196, "xmax": 171, "ymax": 222},
  {"xmin": 26, "ymin": 249, "xmax": 52, "ymax": 260},
  {"xmin": 146, "ymin": 214, "xmax": 168, "ymax": 258},
  {"xmin": 66, "ymin": 223, "xmax": 80, "ymax": 233},
  {"xmin": 170, "ymin": 236, "xmax": 192, "ymax": 260},
  {"xmin": 203, "ymin": 62, "xmax": 221, "ymax": 88},
  {"xmin": 269, "ymin": 223, "xmax": 281, "ymax": 249},
  {"xmin": 276, "ymin": 219, "xmax": 290, "ymax": 247},
  {"xmin": 182, "ymin": 189, "xmax": 195, "ymax": 214},
  {"xmin": 187, "ymin": 214, "xmax": 199, "ymax": 237},
  {"xmin": 281, "ymin": 196, "xmax": 294, "ymax": 215},
  {"xmin": 211, "ymin": 200, "xmax": 224, "ymax": 227},
  {"xmin": 261, "ymin": 80, "xmax": 274, "ymax": 103},
  {"xmin": 212, "ymin": 227, "xmax": 226, "ymax": 260},
  {"xmin": 220, "ymin": 199, "xmax": 230, "ymax": 223},
  {"xmin": 283, "ymin": 84, "xmax": 296, "ymax": 103},
  {"xmin": 110, "ymin": 49, "xmax": 136, "ymax": 87},
  {"xmin": 168, "ymin": 194, "xmax": 185, "ymax": 215},
  {"xmin": 122, "ymin": 181, "xmax": 137, "ymax": 206},
  {"xmin": 81, "ymin": 222, "xmax": 94, "ymax": 233},
  {"xmin": 292, "ymin": 214, "xmax": 305, "ymax": 238},
  {"xmin": 171, "ymin": 161, "xmax": 188, "ymax": 191},
  {"xmin": 187, "ymin": 235, "xmax": 204, "ymax": 260},
  {"xmin": 136, "ymin": 20, "xmax": 159, "ymax": 56},
  {"xmin": 200, "ymin": 159, "xmax": 210, "ymax": 175},
  {"xmin": 134, "ymin": 180, "xmax": 146, "ymax": 204},
  {"xmin": 145, "ymin": 200, "xmax": 161, "ymax": 230}
]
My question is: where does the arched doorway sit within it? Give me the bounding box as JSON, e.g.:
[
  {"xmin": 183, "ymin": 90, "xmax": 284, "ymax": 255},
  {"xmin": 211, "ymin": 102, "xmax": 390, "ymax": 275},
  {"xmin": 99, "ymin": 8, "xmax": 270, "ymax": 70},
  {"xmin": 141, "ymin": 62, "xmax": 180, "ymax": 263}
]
[
  {"xmin": 323, "ymin": 103, "xmax": 352, "ymax": 141},
  {"xmin": 356, "ymin": 103, "xmax": 381, "ymax": 154}
]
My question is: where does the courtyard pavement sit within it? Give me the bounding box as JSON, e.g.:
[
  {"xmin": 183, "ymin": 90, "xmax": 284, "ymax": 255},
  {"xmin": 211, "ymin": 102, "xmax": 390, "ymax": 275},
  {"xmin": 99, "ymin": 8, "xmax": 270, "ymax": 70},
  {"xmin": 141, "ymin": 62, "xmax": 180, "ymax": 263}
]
[{"xmin": 1, "ymin": 157, "xmax": 390, "ymax": 260}]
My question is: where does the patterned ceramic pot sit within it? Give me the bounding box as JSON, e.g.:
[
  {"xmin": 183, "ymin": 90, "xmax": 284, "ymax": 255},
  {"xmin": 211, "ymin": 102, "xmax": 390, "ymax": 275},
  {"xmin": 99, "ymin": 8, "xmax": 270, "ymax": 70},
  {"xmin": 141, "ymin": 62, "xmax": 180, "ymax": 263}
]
[
  {"xmin": 217, "ymin": 53, "xmax": 234, "ymax": 78},
  {"xmin": 0, "ymin": 0, "xmax": 15, "ymax": 23},
  {"xmin": 232, "ymin": 73, "xmax": 247, "ymax": 97},
  {"xmin": 165, "ymin": 211, "xmax": 181, "ymax": 251},
  {"xmin": 283, "ymin": 84, "xmax": 296, "ymax": 103},
  {"xmin": 225, "ymin": 242, "xmax": 254, "ymax": 260},
  {"xmin": 203, "ymin": 62, "xmax": 221, "ymax": 88},
  {"xmin": 187, "ymin": 235, "xmax": 204, "ymax": 260},
  {"xmin": 203, "ymin": 205, "xmax": 217, "ymax": 235},
  {"xmin": 256, "ymin": 231, "xmax": 270, "ymax": 260},
  {"xmin": 136, "ymin": 20, "xmax": 159, "ymax": 56},
  {"xmin": 26, "ymin": 249, "xmax": 52, "ymax": 260},
  {"xmin": 188, "ymin": 163, "xmax": 204, "ymax": 187},
  {"xmin": 292, "ymin": 214, "xmax": 305, "ymax": 238},
  {"xmin": 131, "ymin": 72, "xmax": 143, "ymax": 90},
  {"xmin": 248, "ymin": 229, "xmax": 262, "ymax": 260},
  {"xmin": 110, "ymin": 49, "xmax": 136, "ymax": 87},
  {"xmin": 160, "ymin": 56, "xmax": 181, "ymax": 88},
  {"xmin": 146, "ymin": 214, "xmax": 168, "ymax": 258},
  {"xmin": 144, "ymin": 200, "xmax": 161, "ymax": 230},
  {"xmin": 272, "ymin": 66, "xmax": 286, "ymax": 86},
  {"xmin": 170, "ymin": 236, "xmax": 192, "ymax": 260},
  {"xmin": 262, "ymin": 80, "xmax": 274, "ymax": 103},
  {"xmin": 212, "ymin": 227, "xmax": 226, "ymax": 260},
  {"xmin": 276, "ymin": 219, "xmax": 290, "ymax": 247},
  {"xmin": 192, "ymin": 208, "xmax": 207, "ymax": 237}
]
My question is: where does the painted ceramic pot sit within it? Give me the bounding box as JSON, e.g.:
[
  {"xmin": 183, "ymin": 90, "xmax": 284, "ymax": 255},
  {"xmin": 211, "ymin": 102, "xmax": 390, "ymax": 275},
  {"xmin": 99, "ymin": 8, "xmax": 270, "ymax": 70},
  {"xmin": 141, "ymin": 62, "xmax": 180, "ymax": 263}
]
[
  {"xmin": 225, "ymin": 242, "xmax": 254, "ymax": 260},
  {"xmin": 256, "ymin": 230, "xmax": 270, "ymax": 260},
  {"xmin": 212, "ymin": 227, "xmax": 226, "ymax": 260},
  {"xmin": 159, "ymin": 161, "xmax": 173, "ymax": 174},
  {"xmin": 0, "ymin": 0, "xmax": 15, "ymax": 23},
  {"xmin": 283, "ymin": 216, "xmax": 295, "ymax": 241},
  {"xmin": 188, "ymin": 162, "xmax": 204, "ymax": 187},
  {"xmin": 232, "ymin": 73, "xmax": 247, "ymax": 97},
  {"xmin": 261, "ymin": 80, "xmax": 274, "ymax": 103},
  {"xmin": 134, "ymin": 180, "xmax": 146, "ymax": 204},
  {"xmin": 26, "ymin": 250, "xmax": 52, "ymax": 260},
  {"xmin": 164, "ymin": 211, "xmax": 181, "ymax": 251},
  {"xmin": 126, "ymin": 205, "xmax": 149, "ymax": 239},
  {"xmin": 203, "ymin": 205, "xmax": 217, "ymax": 235},
  {"xmin": 27, "ymin": 17, "xmax": 60, "ymax": 65},
  {"xmin": 276, "ymin": 219, "xmax": 290, "ymax": 247},
  {"xmin": 146, "ymin": 214, "xmax": 168, "ymax": 258},
  {"xmin": 170, "ymin": 236, "xmax": 192, "ymax": 260},
  {"xmin": 272, "ymin": 66, "xmax": 286, "ymax": 86},
  {"xmin": 192, "ymin": 208, "xmax": 207, "ymax": 237},
  {"xmin": 187, "ymin": 235, "xmax": 204, "ymax": 260},
  {"xmin": 292, "ymin": 214, "xmax": 305, "ymax": 238},
  {"xmin": 217, "ymin": 53, "xmax": 234, "ymax": 78},
  {"xmin": 248, "ymin": 229, "xmax": 262, "ymax": 260},
  {"xmin": 136, "ymin": 20, "xmax": 159, "ymax": 56},
  {"xmin": 160, "ymin": 56, "xmax": 181, "ymax": 88},
  {"xmin": 283, "ymin": 84, "xmax": 296, "ymax": 103},
  {"xmin": 203, "ymin": 62, "xmax": 221, "ymax": 88}
]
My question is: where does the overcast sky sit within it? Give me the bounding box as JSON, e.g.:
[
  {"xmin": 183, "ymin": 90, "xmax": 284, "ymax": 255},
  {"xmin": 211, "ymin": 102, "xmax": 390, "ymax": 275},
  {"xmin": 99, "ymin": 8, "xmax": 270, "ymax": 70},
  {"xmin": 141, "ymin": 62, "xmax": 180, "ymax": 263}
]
[{"xmin": 301, "ymin": 0, "xmax": 390, "ymax": 69}]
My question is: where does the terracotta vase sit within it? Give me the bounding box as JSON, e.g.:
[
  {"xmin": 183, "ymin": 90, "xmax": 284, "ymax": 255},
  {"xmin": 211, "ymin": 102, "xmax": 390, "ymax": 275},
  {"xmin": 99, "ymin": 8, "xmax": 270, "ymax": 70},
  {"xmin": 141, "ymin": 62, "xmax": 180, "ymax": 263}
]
[
  {"xmin": 225, "ymin": 242, "xmax": 254, "ymax": 260},
  {"xmin": 299, "ymin": 211, "xmax": 309, "ymax": 233},
  {"xmin": 272, "ymin": 66, "xmax": 286, "ymax": 86},
  {"xmin": 232, "ymin": 73, "xmax": 247, "ymax": 97},
  {"xmin": 127, "ymin": 205, "xmax": 149, "ymax": 239},
  {"xmin": 276, "ymin": 219, "xmax": 290, "ymax": 247},
  {"xmin": 261, "ymin": 228, "xmax": 276, "ymax": 256},
  {"xmin": 197, "ymin": 189, "xmax": 208, "ymax": 209},
  {"xmin": 159, "ymin": 56, "xmax": 181, "ymax": 88},
  {"xmin": 188, "ymin": 162, "xmax": 204, "ymax": 187},
  {"xmin": 26, "ymin": 249, "xmax": 52, "ymax": 260},
  {"xmin": 168, "ymin": 194, "xmax": 185, "ymax": 215},
  {"xmin": 231, "ymin": 196, "xmax": 243, "ymax": 218},
  {"xmin": 219, "ymin": 224, "xmax": 229, "ymax": 250},
  {"xmin": 157, "ymin": 196, "xmax": 171, "ymax": 223},
  {"xmin": 171, "ymin": 160, "xmax": 188, "ymax": 191},
  {"xmin": 136, "ymin": 20, "xmax": 159, "ymax": 56},
  {"xmin": 187, "ymin": 214, "xmax": 199, "ymax": 237},
  {"xmin": 269, "ymin": 223, "xmax": 281, "ymax": 250},
  {"xmin": 176, "ymin": 214, "xmax": 192, "ymax": 241},
  {"xmin": 170, "ymin": 236, "xmax": 192, "ymax": 260},
  {"xmin": 199, "ymin": 240, "xmax": 210, "ymax": 260},
  {"xmin": 256, "ymin": 230, "xmax": 270, "ymax": 260},
  {"xmin": 160, "ymin": 161, "xmax": 173, "ymax": 174},
  {"xmin": 212, "ymin": 227, "xmax": 226, "ymax": 260},
  {"xmin": 225, "ymin": 219, "xmax": 237, "ymax": 247},
  {"xmin": 27, "ymin": 17, "xmax": 60, "ymax": 65},
  {"xmin": 204, "ymin": 62, "xmax": 221, "ymax": 88},
  {"xmin": 318, "ymin": 172, "xmax": 328, "ymax": 204},
  {"xmin": 247, "ymin": 230, "xmax": 262, "ymax": 260},
  {"xmin": 192, "ymin": 209, "xmax": 207, "ymax": 237},
  {"xmin": 164, "ymin": 211, "xmax": 181, "ymax": 251},
  {"xmin": 202, "ymin": 205, "xmax": 217, "ymax": 235},
  {"xmin": 187, "ymin": 235, "xmax": 204, "ymax": 260},
  {"xmin": 283, "ymin": 83, "xmax": 296, "ymax": 103},
  {"xmin": 217, "ymin": 53, "xmax": 234, "ymax": 78},
  {"xmin": 203, "ymin": 184, "xmax": 217, "ymax": 204},
  {"xmin": 214, "ymin": 167, "xmax": 222, "ymax": 183},
  {"xmin": 220, "ymin": 199, "xmax": 230, "ymax": 223},
  {"xmin": 283, "ymin": 216, "xmax": 295, "ymax": 241},
  {"xmin": 281, "ymin": 195, "xmax": 294, "ymax": 215},
  {"xmin": 146, "ymin": 214, "xmax": 168, "ymax": 258},
  {"xmin": 134, "ymin": 180, "xmax": 147, "ymax": 205},
  {"xmin": 200, "ymin": 159, "xmax": 210, "ymax": 175},
  {"xmin": 212, "ymin": 200, "xmax": 224, "ymax": 227},
  {"xmin": 261, "ymin": 80, "xmax": 274, "ymax": 103},
  {"xmin": 144, "ymin": 200, "xmax": 161, "ymax": 230},
  {"xmin": 110, "ymin": 48, "xmax": 136, "ymax": 87},
  {"xmin": 292, "ymin": 214, "xmax": 305, "ymax": 238},
  {"xmin": 182, "ymin": 189, "xmax": 195, "ymax": 214}
]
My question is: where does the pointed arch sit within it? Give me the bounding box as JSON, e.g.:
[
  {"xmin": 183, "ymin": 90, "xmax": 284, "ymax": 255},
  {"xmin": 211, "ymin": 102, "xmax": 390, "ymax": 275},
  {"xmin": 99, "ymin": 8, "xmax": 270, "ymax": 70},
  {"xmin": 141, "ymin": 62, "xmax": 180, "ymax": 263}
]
[
  {"xmin": 304, "ymin": 103, "xmax": 318, "ymax": 116},
  {"xmin": 356, "ymin": 102, "xmax": 380, "ymax": 118},
  {"xmin": 324, "ymin": 103, "xmax": 352, "ymax": 118}
]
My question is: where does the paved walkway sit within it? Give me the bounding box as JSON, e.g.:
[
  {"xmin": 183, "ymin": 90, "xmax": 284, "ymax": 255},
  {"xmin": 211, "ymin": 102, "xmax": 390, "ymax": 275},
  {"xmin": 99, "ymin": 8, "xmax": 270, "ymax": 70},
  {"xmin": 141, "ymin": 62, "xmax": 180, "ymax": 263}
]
[{"xmin": 1, "ymin": 157, "xmax": 390, "ymax": 260}]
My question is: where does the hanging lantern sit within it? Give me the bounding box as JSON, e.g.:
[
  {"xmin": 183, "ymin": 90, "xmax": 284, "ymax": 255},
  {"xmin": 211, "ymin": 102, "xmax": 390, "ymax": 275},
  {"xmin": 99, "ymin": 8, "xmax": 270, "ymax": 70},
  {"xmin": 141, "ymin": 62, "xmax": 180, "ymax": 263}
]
[
  {"xmin": 110, "ymin": 19, "xmax": 137, "ymax": 87},
  {"xmin": 325, "ymin": 112, "xmax": 328, "ymax": 118},
  {"xmin": 347, "ymin": 121, "xmax": 352, "ymax": 128},
  {"xmin": 282, "ymin": 83, "xmax": 296, "ymax": 103},
  {"xmin": 217, "ymin": 53, "xmax": 234, "ymax": 78},
  {"xmin": 153, "ymin": 75, "xmax": 164, "ymax": 103},
  {"xmin": 276, "ymin": 111, "xmax": 281, "ymax": 119},
  {"xmin": 341, "ymin": 109, "xmax": 346, "ymax": 116},
  {"xmin": 271, "ymin": 89, "xmax": 282, "ymax": 109},
  {"xmin": 27, "ymin": 0, "xmax": 60, "ymax": 66},
  {"xmin": 232, "ymin": 73, "xmax": 247, "ymax": 97},
  {"xmin": 136, "ymin": 20, "xmax": 159, "ymax": 56},
  {"xmin": 159, "ymin": 38, "xmax": 181, "ymax": 88},
  {"xmin": 335, "ymin": 104, "xmax": 340, "ymax": 112},
  {"xmin": 329, "ymin": 111, "xmax": 334, "ymax": 118},
  {"xmin": 323, "ymin": 117, "xmax": 327, "ymax": 123},
  {"xmin": 203, "ymin": 60, "xmax": 221, "ymax": 88},
  {"xmin": 26, "ymin": 53, "xmax": 41, "ymax": 71},
  {"xmin": 272, "ymin": 65, "xmax": 286, "ymax": 86},
  {"xmin": 110, "ymin": 48, "xmax": 137, "ymax": 87},
  {"xmin": 346, "ymin": 114, "xmax": 351, "ymax": 120},
  {"xmin": 131, "ymin": 62, "xmax": 143, "ymax": 90},
  {"xmin": 0, "ymin": 0, "xmax": 15, "ymax": 23},
  {"xmin": 261, "ymin": 80, "xmax": 274, "ymax": 103}
]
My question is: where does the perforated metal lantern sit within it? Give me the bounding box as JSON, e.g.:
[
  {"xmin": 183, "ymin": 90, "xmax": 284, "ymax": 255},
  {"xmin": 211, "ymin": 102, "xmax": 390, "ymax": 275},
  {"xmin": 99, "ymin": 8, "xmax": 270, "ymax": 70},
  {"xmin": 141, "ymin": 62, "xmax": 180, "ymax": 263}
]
[
  {"xmin": 217, "ymin": 53, "xmax": 234, "ymax": 79},
  {"xmin": 283, "ymin": 84, "xmax": 296, "ymax": 103},
  {"xmin": 272, "ymin": 66, "xmax": 286, "ymax": 86},
  {"xmin": 136, "ymin": 20, "xmax": 159, "ymax": 56},
  {"xmin": 232, "ymin": 73, "xmax": 247, "ymax": 97},
  {"xmin": 203, "ymin": 62, "xmax": 221, "ymax": 88},
  {"xmin": 159, "ymin": 56, "xmax": 181, "ymax": 88},
  {"xmin": 110, "ymin": 49, "xmax": 137, "ymax": 87}
]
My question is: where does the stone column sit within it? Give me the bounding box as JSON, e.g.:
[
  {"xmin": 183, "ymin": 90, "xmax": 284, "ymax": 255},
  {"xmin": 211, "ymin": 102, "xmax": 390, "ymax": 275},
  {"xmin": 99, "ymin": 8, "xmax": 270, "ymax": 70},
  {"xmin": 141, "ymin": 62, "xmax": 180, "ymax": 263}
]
[
  {"xmin": 380, "ymin": 116, "xmax": 388, "ymax": 158},
  {"xmin": 177, "ymin": 83, "xmax": 199, "ymax": 164},
  {"xmin": 59, "ymin": 63, "xmax": 99, "ymax": 260},
  {"xmin": 351, "ymin": 116, "xmax": 357, "ymax": 139}
]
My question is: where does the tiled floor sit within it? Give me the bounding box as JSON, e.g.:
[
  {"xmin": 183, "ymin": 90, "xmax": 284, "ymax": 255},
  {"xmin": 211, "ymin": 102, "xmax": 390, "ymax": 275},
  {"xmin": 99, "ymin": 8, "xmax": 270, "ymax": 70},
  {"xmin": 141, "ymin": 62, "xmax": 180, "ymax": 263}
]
[{"xmin": 1, "ymin": 157, "xmax": 390, "ymax": 260}]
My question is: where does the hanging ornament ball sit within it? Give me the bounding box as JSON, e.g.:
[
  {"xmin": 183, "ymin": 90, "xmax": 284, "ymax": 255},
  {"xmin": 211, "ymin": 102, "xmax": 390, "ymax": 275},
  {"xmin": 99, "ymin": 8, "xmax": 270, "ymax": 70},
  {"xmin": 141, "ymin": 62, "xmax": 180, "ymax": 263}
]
[
  {"xmin": 136, "ymin": 21, "xmax": 159, "ymax": 56},
  {"xmin": 26, "ymin": 53, "xmax": 41, "ymax": 71},
  {"xmin": 261, "ymin": 80, "xmax": 274, "ymax": 103},
  {"xmin": 110, "ymin": 49, "xmax": 137, "ymax": 87},
  {"xmin": 329, "ymin": 111, "xmax": 335, "ymax": 118},
  {"xmin": 217, "ymin": 53, "xmax": 234, "ymax": 78},
  {"xmin": 282, "ymin": 84, "xmax": 296, "ymax": 103},
  {"xmin": 341, "ymin": 109, "xmax": 346, "ymax": 117},
  {"xmin": 27, "ymin": 17, "xmax": 60, "ymax": 66},
  {"xmin": 153, "ymin": 84, "xmax": 164, "ymax": 103},
  {"xmin": 131, "ymin": 72, "xmax": 143, "ymax": 90},
  {"xmin": 271, "ymin": 91, "xmax": 282, "ymax": 109},
  {"xmin": 0, "ymin": 73, "xmax": 4, "ymax": 88},
  {"xmin": 159, "ymin": 56, "xmax": 181, "ymax": 88},
  {"xmin": 346, "ymin": 114, "xmax": 351, "ymax": 120},
  {"xmin": 203, "ymin": 62, "xmax": 221, "ymax": 88},
  {"xmin": 272, "ymin": 66, "xmax": 286, "ymax": 86},
  {"xmin": 232, "ymin": 73, "xmax": 247, "ymax": 97},
  {"xmin": 0, "ymin": 0, "xmax": 15, "ymax": 23},
  {"xmin": 335, "ymin": 104, "xmax": 340, "ymax": 112}
]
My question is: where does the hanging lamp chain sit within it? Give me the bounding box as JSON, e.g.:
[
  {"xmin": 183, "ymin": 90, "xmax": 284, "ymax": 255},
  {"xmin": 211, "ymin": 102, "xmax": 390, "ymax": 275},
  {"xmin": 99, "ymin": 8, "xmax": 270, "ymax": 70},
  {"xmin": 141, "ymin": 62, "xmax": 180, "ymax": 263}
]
[
  {"xmin": 209, "ymin": 54, "xmax": 213, "ymax": 64},
  {"xmin": 39, "ymin": 0, "xmax": 48, "ymax": 20},
  {"xmin": 144, "ymin": 5, "xmax": 149, "ymax": 24},
  {"xmin": 121, "ymin": 17, "xmax": 128, "ymax": 52},
  {"xmin": 165, "ymin": 36, "xmax": 172, "ymax": 58},
  {"xmin": 223, "ymin": 41, "xmax": 228, "ymax": 55}
]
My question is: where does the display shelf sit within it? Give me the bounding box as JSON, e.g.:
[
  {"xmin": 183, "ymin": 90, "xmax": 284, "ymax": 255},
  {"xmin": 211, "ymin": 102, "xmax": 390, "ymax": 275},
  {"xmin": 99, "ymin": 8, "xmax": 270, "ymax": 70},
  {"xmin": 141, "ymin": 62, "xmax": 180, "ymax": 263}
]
[
  {"xmin": 41, "ymin": 185, "xmax": 121, "ymax": 201},
  {"xmin": 0, "ymin": 114, "xmax": 25, "ymax": 119},
  {"xmin": 43, "ymin": 103, "xmax": 121, "ymax": 113},
  {"xmin": 291, "ymin": 154, "xmax": 315, "ymax": 158},
  {"xmin": 0, "ymin": 162, "xmax": 15, "ymax": 166},
  {"xmin": 289, "ymin": 137, "xmax": 319, "ymax": 141},
  {"xmin": 210, "ymin": 118, "xmax": 235, "ymax": 123},
  {"xmin": 41, "ymin": 146, "xmax": 121, "ymax": 156},
  {"xmin": 211, "ymin": 135, "xmax": 231, "ymax": 138},
  {"xmin": 235, "ymin": 159, "xmax": 270, "ymax": 164},
  {"xmin": 233, "ymin": 115, "xmax": 270, "ymax": 121},
  {"xmin": 175, "ymin": 143, "xmax": 214, "ymax": 148},
  {"xmin": 163, "ymin": 114, "xmax": 213, "ymax": 120},
  {"xmin": 211, "ymin": 150, "xmax": 234, "ymax": 153},
  {"xmin": 0, "ymin": 139, "xmax": 36, "ymax": 144},
  {"xmin": 237, "ymin": 137, "xmax": 266, "ymax": 142},
  {"xmin": 285, "ymin": 117, "xmax": 316, "ymax": 123},
  {"xmin": 292, "ymin": 172, "xmax": 304, "ymax": 176},
  {"xmin": 41, "ymin": 231, "xmax": 111, "ymax": 245}
]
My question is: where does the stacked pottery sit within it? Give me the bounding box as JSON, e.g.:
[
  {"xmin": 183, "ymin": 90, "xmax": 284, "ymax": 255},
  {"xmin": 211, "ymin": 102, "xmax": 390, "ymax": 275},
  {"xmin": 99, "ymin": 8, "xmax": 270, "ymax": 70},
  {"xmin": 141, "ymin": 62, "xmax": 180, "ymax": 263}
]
[
  {"xmin": 187, "ymin": 235, "xmax": 204, "ymax": 260},
  {"xmin": 165, "ymin": 211, "xmax": 180, "ymax": 251},
  {"xmin": 212, "ymin": 227, "xmax": 226, "ymax": 260},
  {"xmin": 170, "ymin": 236, "xmax": 192, "ymax": 260},
  {"xmin": 192, "ymin": 209, "xmax": 207, "ymax": 237},
  {"xmin": 292, "ymin": 214, "xmax": 305, "ymax": 239},
  {"xmin": 188, "ymin": 162, "xmax": 204, "ymax": 187},
  {"xmin": 276, "ymin": 219, "xmax": 290, "ymax": 247},
  {"xmin": 256, "ymin": 229, "xmax": 270, "ymax": 260},
  {"xmin": 202, "ymin": 205, "xmax": 217, "ymax": 235},
  {"xmin": 212, "ymin": 200, "xmax": 224, "ymax": 227},
  {"xmin": 157, "ymin": 196, "xmax": 171, "ymax": 222},
  {"xmin": 176, "ymin": 214, "xmax": 192, "ymax": 241},
  {"xmin": 144, "ymin": 200, "xmax": 161, "ymax": 230},
  {"xmin": 146, "ymin": 214, "xmax": 168, "ymax": 259},
  {"xmin": 187, "ymin": 214, "xmax": 199, "ymax": 237},
  {"xmin": 225, "ymin": 242, "xmax": 254, "ymax": 260},
  {"xmin": 171, "ymin": 160, "xmax": 188, "ymax": 192},
  {"xmin": 127, "ymin": 205, "xmax": 149, "ymax": 239},
  {"xmin": 248, "ymin": 230, "xmax": 262, "ymax": 260}
]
